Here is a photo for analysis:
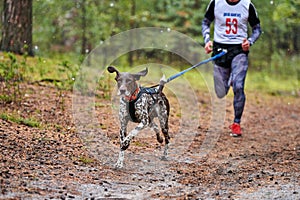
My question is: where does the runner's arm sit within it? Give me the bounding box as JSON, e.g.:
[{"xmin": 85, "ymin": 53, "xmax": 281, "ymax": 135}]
[
  {"xmin": 202, "ymin": 18, "xmax": 212, "ymax": 44},
  {"xmin": 202, "ymin": 0, "xmax": 215, "ymax": 44},
  {"xmin": 247, "ymin": 3, "xmax": 262, "ymax": 45}
]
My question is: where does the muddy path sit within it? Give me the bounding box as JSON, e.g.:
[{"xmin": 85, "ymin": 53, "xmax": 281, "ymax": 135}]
[{"xmin": 0, "ymin": 83, "xmax": 299, "ymax": 199}]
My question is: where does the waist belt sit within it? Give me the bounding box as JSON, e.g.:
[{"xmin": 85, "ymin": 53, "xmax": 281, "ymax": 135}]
[{"xmin": 212, "ymin": 41, "xmax": 248, "ymax": 68}]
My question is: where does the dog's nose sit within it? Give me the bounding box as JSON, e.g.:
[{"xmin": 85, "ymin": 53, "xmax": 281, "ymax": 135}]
[{"xmin": 119, "ymin": 89, "xmax": 126, "ymax": 94}]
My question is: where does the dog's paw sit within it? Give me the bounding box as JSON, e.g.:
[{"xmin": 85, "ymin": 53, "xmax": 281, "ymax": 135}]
[
  {"xmin": 114, "ymin": 161, "xmax": 123, "ymax": 169},
  {"xmin": 121, "ymin": 139, "xmax": 130, "ymax": 150},
  {"xmin": 160, "ymin": 155, "xmax": 168, "ymax": 161},
  {"xmin": 156, "ymin": 135, "xmax": 164, "ymax": 143}
]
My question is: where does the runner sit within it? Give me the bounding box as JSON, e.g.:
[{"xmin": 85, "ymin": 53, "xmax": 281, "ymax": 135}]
[{"xmin": 202, "ymin": 0, "xmax": 262, "ymax": 136}]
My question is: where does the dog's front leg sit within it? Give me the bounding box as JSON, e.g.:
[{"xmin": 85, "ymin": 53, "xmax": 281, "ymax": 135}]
[
  {"xmin": 115, "ymin": 122, "xmax": 145, "ymax": 169},
  {"xmin": 115, "ymin": 123, "xmax": 128, "ymax": 168},
  {"xmin": 115, "ymin": 121, "xmax": 129, "ymax": 168},
  {"xmin": 122, "ymin": 100, "xmax": 148, "ymax": 150},
  {"xmin": 115, "ymin": 150, "xmax": 125, "ymax": 168},
  {"xmin": 115, "ymin": 102, "xmax": 128, "ymax": 168},
  {"xmin": 121, "ymin": 122, "xmax": 145, "ymax": 150}
]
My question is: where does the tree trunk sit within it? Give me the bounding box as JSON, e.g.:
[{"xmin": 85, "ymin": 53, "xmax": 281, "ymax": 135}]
[
  {"xmin": 80, "ymin": 0, "xmax": 87, "ymax": 55},
  {"xmin": 293, "ymin": 26, "xmax": 300, "ymax": 54},
  {"xmin": 1, "ymin": 0, "xmax": 33, "ymax": 56},
  {"xmin": 127, "ymin": 0, "xmax": 136, "ymax": 66}
]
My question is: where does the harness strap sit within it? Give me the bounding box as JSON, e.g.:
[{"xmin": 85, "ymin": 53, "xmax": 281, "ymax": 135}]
[{"xmin": 126, "ymin": 87, "xmax": 158, "ymax": 122}]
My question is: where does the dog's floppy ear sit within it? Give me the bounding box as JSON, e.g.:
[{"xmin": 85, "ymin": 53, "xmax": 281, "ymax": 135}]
[
  {"xmin": 107, "ymin": 66, "xmax": 120, "ymax": 79},
  {"xmin": 133, "ymin": 68, "xmax": 148, "ymax": 80}
]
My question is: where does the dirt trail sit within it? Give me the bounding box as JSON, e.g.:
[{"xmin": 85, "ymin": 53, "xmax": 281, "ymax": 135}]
[{"xmin": 0, "ymin": 84, "xmax": 299, "ymax": 199}]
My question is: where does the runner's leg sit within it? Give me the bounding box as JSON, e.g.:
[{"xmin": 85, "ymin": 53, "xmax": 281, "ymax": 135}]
[
  {"xmin": 213, "ymin": 64, "xmax": 231, "ymax": 98},
  {"xmin": 231, "ymin": 54, "xmax": 248, "ymax": 124}
]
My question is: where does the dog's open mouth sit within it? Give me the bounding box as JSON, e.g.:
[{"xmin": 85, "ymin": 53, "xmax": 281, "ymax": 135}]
[{"xmin": 118, "ymin": 89, "xmax": 129, "ymax": 96}]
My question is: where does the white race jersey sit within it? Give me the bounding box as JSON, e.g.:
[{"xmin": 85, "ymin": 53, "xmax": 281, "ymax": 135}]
[{"xmin": 214, "ymin": 0, "xmax": 250, "ymax": 44}]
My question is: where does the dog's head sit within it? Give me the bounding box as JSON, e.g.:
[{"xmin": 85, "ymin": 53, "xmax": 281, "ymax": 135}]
[{"xmin": 107, "ymin": 66, "xmax": 148, "ymax": 97}]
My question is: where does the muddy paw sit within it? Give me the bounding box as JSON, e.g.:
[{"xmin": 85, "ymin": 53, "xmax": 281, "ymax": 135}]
[
  {"xmin": 114, "ymin": 161, "xmax": 123, "ymax": 169},
  {"xmin": 121, "ymin": 139, "xmax": 130, "ymax": 150},
  {"xmin": 157, "ymin": 136, "xmax": 164, "ymax": 143},
  {"xmin": 160, "ymin": 155, "xmax": 168, "ymax": 161}
]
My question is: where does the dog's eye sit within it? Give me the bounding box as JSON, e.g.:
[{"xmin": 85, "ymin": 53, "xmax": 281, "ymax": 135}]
[{"xmin": 126, "ymin": 79, "xmax": 132, "ymax": 83}]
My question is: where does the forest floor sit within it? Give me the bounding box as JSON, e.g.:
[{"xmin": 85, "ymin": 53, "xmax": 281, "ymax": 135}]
[{"xmin": 0, "ymin": 83, "xmax": 299, "ymax": 200}]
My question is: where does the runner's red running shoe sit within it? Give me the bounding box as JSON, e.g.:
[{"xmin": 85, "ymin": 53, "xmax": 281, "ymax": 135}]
[{"xmin": 230, "ymin": 123, "xmax": 242, "ymax": 137}]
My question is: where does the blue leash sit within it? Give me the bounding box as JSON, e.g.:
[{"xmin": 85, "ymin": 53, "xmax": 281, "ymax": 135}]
[
  {"xmin": 158, "ymin": 50, "xmax": 227, "ymax": 91},
  {"xmin": 167, "ymin": 50, "xmax": 227, "ymax": 83}
]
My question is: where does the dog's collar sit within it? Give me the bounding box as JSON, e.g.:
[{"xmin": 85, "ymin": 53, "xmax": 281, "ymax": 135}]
[{"xmin": 123, "ymin": 87, "xmax": 140, "ymax": 102}]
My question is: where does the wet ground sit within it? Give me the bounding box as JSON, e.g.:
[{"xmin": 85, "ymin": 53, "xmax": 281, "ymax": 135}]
[{"xmin": 0, "ymin": 83, "xmax": 299, "ymax": 199}]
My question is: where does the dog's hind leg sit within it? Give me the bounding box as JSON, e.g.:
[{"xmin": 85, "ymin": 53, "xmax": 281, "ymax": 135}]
[
  {"xmin": 149, "ymin": 121, "xmax": 163, "ymax": 143},
  {"xmin": 162, "ymin": 125, "xmax": 170, "ymax": 160},
  {"xmin": 157, "ymin": 95, "xmax": 170, "ymax": 160},
  {"xmin": 158, "ymin": 113, "xmax": 170, "ymax": 160}
]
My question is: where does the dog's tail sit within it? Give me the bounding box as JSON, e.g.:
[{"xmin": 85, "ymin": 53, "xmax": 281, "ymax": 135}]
[{"xmin": 158, "ymin": 75, "xmax": 167, "ymax": 94}]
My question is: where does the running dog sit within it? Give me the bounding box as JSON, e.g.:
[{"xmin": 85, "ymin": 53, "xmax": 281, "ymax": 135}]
[{"xmin": 107, "ymin": 66, "xmax": 170, "ymax": 168}]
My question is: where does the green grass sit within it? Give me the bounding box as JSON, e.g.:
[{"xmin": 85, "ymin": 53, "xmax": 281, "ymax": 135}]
[
  {"xmin": 246, "ymin": 71, "xmax": 299, "ymax": 96},
  {"xmin": 0, "ymin": 113, "xmax": 41, "ymax": 128},
  {"xmin": 1, "ymin": 51, "xmax": 299, "ymax": 99},
  {"xmin": 166, "ymin": 56, "xmax": 299, "ymax": 97},
  {"xmin": 0, "ymin": 52, "xmax": 80, "ymax": 89},
  {"xmin": 0, "ymin": 95, "xmax": 13, "ymax": 104},
  {"xmin": 78, "ymin": 156, "xmax": 94, "ymax": 164},
  {"xmin": 132, "ymin": 141, "xmax": 147, "ymax": 147},
  {"xmin": 247, "ymin": 52, "xmax": 299, "ymax": 96},
  {"xmin": 108, "ymin": 54, "xmax": 299, "ymax": 98}
]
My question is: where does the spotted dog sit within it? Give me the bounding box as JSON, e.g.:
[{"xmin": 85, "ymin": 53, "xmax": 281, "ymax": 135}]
[{"xmin": 107, "ymin": 66, "xmax": 170, "ymax": 168}]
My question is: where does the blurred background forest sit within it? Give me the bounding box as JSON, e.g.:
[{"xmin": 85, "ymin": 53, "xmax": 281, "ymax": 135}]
[{"xmin": 0, "ymin": 0, "xmax": 299, "ymax": 95}]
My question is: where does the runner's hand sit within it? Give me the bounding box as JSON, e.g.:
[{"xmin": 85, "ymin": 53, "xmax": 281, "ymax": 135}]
[
  {"xmin": 242, "ymin": 38, "xmax": 250, "ymax": 51},
  {"xmin": 205, "ymin": 41, "xmax": 213, "ymax": 54}
]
